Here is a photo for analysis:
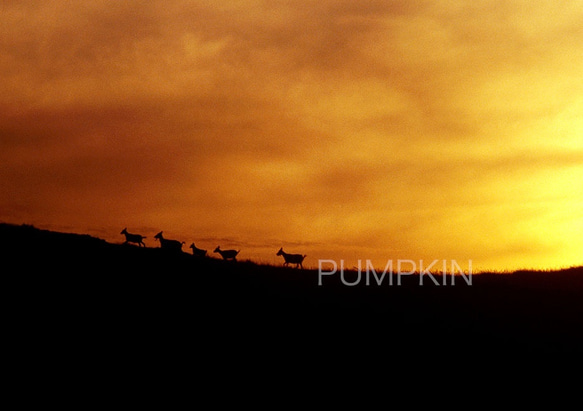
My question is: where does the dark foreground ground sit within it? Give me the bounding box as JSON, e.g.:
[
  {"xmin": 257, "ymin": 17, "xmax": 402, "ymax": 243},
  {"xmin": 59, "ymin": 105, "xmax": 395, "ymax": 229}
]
[{"xmin": 4, "ymin": 223, "xmax": 583, "ymax": 370}]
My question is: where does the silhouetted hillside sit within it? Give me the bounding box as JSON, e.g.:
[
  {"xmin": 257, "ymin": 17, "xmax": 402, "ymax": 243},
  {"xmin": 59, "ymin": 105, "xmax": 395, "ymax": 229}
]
[{"xmin": 4, "ymin": 223, "xmax": 583, "ymax": 359}]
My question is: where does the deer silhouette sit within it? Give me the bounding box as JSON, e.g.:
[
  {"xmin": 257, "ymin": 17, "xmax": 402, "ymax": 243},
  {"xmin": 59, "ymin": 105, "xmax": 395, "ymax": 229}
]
[
  {"xmin": 189, "ymin": 243, "xmax": 207, "ymax": 257},
  {"xmin": 154, "ymin": 231, "xmax": 184, "ymax": 251},
  {"xmin": 120, "ymin": 228, "xmax": 146, "ymax": 247},
  {"xmin": 276, "ymin": 247, "xmax": 306, "ymax": 268},
  {"xmin": 213, "ymin": 246, "xmax": 239, "ymax": 261}
]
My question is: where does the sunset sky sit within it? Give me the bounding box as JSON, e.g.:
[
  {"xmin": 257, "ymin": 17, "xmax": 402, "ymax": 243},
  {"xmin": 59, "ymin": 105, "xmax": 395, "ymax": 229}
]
[{"xmin": 1, "ymin": 1, "xmax": 582, "ymax": 271}]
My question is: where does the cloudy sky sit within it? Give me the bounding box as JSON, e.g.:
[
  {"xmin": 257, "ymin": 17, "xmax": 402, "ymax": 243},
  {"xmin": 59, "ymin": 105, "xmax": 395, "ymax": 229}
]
[{"xmin": 1, "ymin": 1, "xmax": 582, "ymax": 270}]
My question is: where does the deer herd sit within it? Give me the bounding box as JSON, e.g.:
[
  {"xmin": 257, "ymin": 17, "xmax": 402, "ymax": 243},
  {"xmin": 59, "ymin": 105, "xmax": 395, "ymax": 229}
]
[{"xmin": 121, "ymin": 228, "xmax": 306, "ymax": 268}]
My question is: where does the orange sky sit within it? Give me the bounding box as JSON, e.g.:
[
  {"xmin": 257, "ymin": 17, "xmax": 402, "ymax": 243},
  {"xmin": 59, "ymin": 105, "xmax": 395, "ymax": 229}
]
[{"xmin": 1, "ymin": 1, "xmax": 582, "ymax": 271}]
